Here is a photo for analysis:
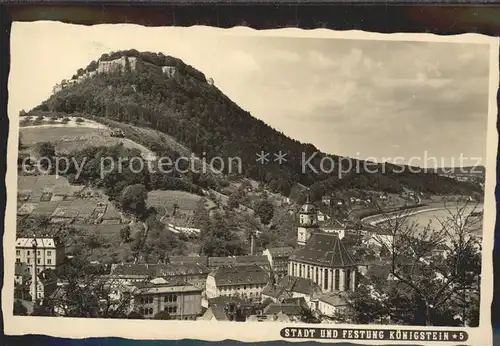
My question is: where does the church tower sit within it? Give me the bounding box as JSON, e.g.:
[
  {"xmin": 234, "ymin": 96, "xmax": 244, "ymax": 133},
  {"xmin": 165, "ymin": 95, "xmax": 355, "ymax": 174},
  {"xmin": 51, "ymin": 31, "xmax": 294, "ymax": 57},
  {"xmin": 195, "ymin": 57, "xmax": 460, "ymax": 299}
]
[{"xmin": 297, "ymin": 195, "xmax": 319, "ymax": 247}]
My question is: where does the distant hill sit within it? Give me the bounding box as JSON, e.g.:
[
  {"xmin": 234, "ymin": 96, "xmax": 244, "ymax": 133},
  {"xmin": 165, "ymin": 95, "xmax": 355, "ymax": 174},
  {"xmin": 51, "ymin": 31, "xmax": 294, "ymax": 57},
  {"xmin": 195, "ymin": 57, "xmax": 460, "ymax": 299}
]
[
  {"xmin": 29, "ymin": 49, "xmax": 483, "ymax": 200},
  {"xmin": 429, "ymin": 166, "xmax": 486, "ymax": 176}
]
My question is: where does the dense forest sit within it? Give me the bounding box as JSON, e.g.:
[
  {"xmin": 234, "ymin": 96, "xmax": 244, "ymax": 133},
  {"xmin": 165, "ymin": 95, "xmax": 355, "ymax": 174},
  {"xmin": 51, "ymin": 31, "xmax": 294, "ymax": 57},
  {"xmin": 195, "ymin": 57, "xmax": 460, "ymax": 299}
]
[{"xmin": 31, "ymin": 50, "xmax": 483, "ymax": 199}]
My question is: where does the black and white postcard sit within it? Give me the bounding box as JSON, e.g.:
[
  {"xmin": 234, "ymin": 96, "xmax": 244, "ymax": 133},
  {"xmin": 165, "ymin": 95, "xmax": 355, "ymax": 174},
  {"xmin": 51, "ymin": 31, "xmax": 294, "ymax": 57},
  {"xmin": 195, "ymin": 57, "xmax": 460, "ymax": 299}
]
[{"xmin": 3, "ymin": 22, "xmax": 498, "ymax": 345}]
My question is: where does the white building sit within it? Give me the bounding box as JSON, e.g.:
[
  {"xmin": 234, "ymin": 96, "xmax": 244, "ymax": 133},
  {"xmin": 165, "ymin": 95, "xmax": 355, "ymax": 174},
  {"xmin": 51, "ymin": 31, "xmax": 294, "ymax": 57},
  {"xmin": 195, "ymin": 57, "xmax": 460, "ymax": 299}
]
[
  {"xmin": 313, "ymin": 292, "xmax": 347, "ymax": 318},
  {"xmin": 15, "ymin": 236, "xmax": 65, "ymax": 274},
  {"xmin": 205, "ymin": 264, "xmax": 269, "ymax": 300}
]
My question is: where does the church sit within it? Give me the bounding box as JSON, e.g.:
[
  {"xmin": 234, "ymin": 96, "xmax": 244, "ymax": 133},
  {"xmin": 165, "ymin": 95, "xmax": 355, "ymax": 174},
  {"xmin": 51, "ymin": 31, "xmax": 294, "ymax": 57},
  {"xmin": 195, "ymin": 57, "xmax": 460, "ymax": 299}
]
[{"xmin": 287, "ymin": 197, "xmax": 358, "ymax": 293}]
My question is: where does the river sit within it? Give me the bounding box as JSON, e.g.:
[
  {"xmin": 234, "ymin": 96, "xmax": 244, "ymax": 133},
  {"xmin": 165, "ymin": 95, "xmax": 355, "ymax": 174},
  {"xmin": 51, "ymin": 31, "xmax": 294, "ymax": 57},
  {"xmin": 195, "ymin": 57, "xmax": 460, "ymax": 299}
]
[
  {"xmin": 364, "ymin": 202, "xmax": 484, "ymax": 236},
  {"xmin": 405, "ymin": 203, "xmax": 483, "ymax": 232}
]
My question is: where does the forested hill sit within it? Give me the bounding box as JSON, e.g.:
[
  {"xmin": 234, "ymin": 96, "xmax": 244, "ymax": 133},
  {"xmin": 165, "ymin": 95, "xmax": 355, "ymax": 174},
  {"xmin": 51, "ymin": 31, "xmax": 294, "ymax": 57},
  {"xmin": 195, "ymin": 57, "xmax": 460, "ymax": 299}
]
[{"xmin": 31, "ymin": 50, "xmax": 482, "ymax": 198}]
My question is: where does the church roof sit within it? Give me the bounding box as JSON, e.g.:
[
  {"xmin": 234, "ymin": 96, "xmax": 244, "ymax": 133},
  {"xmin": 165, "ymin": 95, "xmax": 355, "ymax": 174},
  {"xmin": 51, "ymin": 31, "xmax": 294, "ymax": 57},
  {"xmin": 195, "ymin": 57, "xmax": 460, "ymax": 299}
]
[
  {"xmin": 290, "ymin": 233, "xmax": 357, "ymax": 268},
  {"xmin": 300, "ymin": 195, "xmax": 316, "ymax": 214},
  {"xmin": 300, "ymin": 202, "xmax": 316, "ymax": 214}
]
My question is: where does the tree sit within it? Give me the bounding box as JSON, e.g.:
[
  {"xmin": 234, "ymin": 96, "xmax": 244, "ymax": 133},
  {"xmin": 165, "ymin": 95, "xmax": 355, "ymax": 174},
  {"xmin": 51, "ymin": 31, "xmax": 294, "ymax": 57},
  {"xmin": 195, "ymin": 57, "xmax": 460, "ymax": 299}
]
[
  {"xmin": 120, "ymin": 184, "xmax": 148, "ymax": 217},
  {"xmin": 13, "ymin": 300, "xmax": 28, "ymax": 316},
  {"xmin": 33, "ymin": 141, "xmax": 55, "ymax": 162},
  {"xmin": 192, "ymin": 199, "xmax": 210, "ymax": 228},
  {"xmin": 255, "ymin": 197, "xmax": 274, "ymax": 225},
  {"xmin": 200, "ymin": 212, "xmax": 245, "ymax": 257},
  {"xmin": 227, "ymin": 191, "xmax": 241, "ymax": 210},
  {"xmin": 153, "ymin": 310, "xmax": 171, "ymax": 320},
  {"xmin": 18, "ymin": 134, "xmax": 24, "ymax": 150},
  {"xmin": 120, "ymin": 225, "xmax": 131, "ymax": 242},
  {"xmin": 44, "ymin": 255, "xmax": 151, "ymax": 318},
  {"xmin": 31, "ymin": 299, "xmax": 53, "ymax": 316},
  {"xmin": 127, "ymin": 311, "xmax": 145, "ymax": 319},
  {"xmin": 344, "ymin": 201, "xmax": 482, "ymax": 327}
]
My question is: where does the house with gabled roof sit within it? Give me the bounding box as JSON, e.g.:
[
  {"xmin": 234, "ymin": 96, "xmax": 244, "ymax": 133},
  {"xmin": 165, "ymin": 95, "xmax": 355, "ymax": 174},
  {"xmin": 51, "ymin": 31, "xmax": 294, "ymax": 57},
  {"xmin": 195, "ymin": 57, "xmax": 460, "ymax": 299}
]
[{"xmin": 261, "ymin": 275, "xmax": 322, "ymax": 308}]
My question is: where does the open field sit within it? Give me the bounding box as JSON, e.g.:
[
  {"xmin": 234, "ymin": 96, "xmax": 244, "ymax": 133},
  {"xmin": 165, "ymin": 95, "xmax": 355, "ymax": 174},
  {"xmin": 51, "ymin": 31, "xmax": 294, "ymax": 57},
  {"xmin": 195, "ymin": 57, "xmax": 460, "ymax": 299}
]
[
  {"xmin": 17, "ymin": 175, "xmax": 122, "ymax": 223},
  {"xmin": 147, "ymin": 190, "xmax": 212, "ymax": 213},
  {"xmin": 20, "ymin": 121, "xmax": 156, "ymax": 159}
]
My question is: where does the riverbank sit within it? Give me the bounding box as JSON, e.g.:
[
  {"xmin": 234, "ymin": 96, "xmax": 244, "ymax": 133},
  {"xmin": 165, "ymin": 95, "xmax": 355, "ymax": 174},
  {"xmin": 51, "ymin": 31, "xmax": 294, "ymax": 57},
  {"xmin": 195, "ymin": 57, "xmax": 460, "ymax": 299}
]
[{"xmin": 362, "ymin": 206, "xmax": 446, "ymax": 226}]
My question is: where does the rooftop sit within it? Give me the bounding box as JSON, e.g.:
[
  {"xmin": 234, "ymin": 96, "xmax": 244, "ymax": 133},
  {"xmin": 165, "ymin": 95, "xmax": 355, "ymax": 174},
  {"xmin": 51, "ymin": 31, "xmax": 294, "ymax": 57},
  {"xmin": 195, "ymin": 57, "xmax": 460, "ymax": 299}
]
[
  {"xmin": 290, "ymin": 233, "xmax": 357, "ymax": 268},
  {"xmin": 266, "ymin": 247, "xmax": 294, "ymax": 258},
  {"xmin": 262, "ymin": 275, "xmax": 322, "ymax": 298},
  {"xmin": 263, "ymin": 303, "xmax": 303, "ymax": 316},
  {"xmin": 110, "ymin": 262, "xmax": 211, "ymax": 278},
  {"xmin": 16, "ymin": 237, "xmax": 62, "ymax": 248},
  {"xmin": 316, "ymin": 292, "xmax": 347, "ymax": 307},
  {"xmin": 207, "ymin": 255, "xmax": 270, "ymax": 269},
  {"xmin": 212, "ymin": 264, "xmax": 269, "ymax": 286},
  {"xmin": 205, "ymin": 305, "xmax": 230, "ymax": 321},
  {"xmin": 132, "ymin": 281, "xmax": 202, "ymax": 295}
]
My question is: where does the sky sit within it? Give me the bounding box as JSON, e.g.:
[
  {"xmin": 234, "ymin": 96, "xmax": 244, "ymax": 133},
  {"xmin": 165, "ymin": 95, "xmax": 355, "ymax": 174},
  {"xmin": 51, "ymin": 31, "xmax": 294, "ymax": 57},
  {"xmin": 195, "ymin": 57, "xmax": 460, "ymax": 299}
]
[{"xmin": 9, "ymin": 22, "xmax": 494, "ymax": 167}]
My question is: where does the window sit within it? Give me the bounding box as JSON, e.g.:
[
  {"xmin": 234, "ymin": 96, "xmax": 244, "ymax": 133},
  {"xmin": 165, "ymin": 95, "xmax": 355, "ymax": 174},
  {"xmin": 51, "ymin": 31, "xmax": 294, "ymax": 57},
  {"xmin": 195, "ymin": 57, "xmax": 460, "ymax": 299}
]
[
  {"xmin": 16, "ymin": 258, "xmax": 20, "ymax": 263},
  {"xmin": 27, "ymin": 258, "xmax": 30, "ymax": 264},
  {"xmin": 27, "ymin": 251, "xmax": 30, "ymax": 256},
  {"xmin": 334, "ymin": 270, "xmax": 339, "ymax": 290},
  {"xmin": 37, "ymin": 258, "xmax": 41, "ymax": 264},
  {"xmin": 37, "ymin": 251, "xmax": 41, "ymax": 256},
  {"xmin": 324, "ymin": 269, "xmax": 328, "ymax": 290},
  {"xmin": 47, "ymin": 251, "xmax": 52, "ymax": 256},
  {"xmin": 173, "ymin": 295, "xmax": 177, "ymax": 302},
  {"xmin": 47, "ymin": 259, "xmax": 52, "ymax": 265},
  {"xmin": 243, "ymin": 285, "xmax": 247, "ymax": 290},
  {"xmin": 345, "ymin": 269, "xmax": 351, "ymax": 291},
  {"xmin": 16, "ymin": 250, "xmax": 20, "ymax": 256},
  {"xmin": 173, "ymin": 306, "xmax": 177, "ymax": 314}
]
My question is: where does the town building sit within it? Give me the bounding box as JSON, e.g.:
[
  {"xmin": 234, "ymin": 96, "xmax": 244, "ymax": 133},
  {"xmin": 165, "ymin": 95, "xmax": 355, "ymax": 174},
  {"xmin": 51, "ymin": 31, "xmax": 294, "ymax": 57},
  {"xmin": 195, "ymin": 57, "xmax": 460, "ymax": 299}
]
[
  {"xmin": 110, "ymin": 262, "xmax": 211, "ymax": 289},
  {"xmin": 130, "ymin": 277, "xmax": 202, "ymax": 320},
  {"xmin": 14, "ymin": 262, "xmax": 30, "ymax": 285},
  {"xmin": 261, "ymin": 275, "xmax": 322, "ymax": 309},
  {"xmin": 207, "ymin": 255, "xmax": 270, "ymax": 272},
  {"xmin": 313, "ymin": 292, "xmax": 347, "ymax": 318},
  {"xmin": 262, "ymin": 247, "xmax": 294, "ymax": 280},
  {"xmin": 15, "ymin": 236, "xmax": 65, "ymax": 273},
  {"xmin": 321, "ymin": 195, "xmax": 332, "ymax": 206},
  {"xmin": 198, "ymin": 304, "xmax": 230, "ymax": 321},
  {"xmin": 260, "ymin": 302, "xmax": 304, "ymax": 321},
  {"xmin": 31, "ymin": 269, "xmax": 58, "ymax": 302},
  {"xmin": 205, "ymin": 264, "xmax": 270, "ymax": 300},
  {"xmin": 297, "ymin": 196, "xmax": 321, "ymax": 247},
  {"xmin": 289, "ymin": 233, "xmax": 358, "ymax": 293}
]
